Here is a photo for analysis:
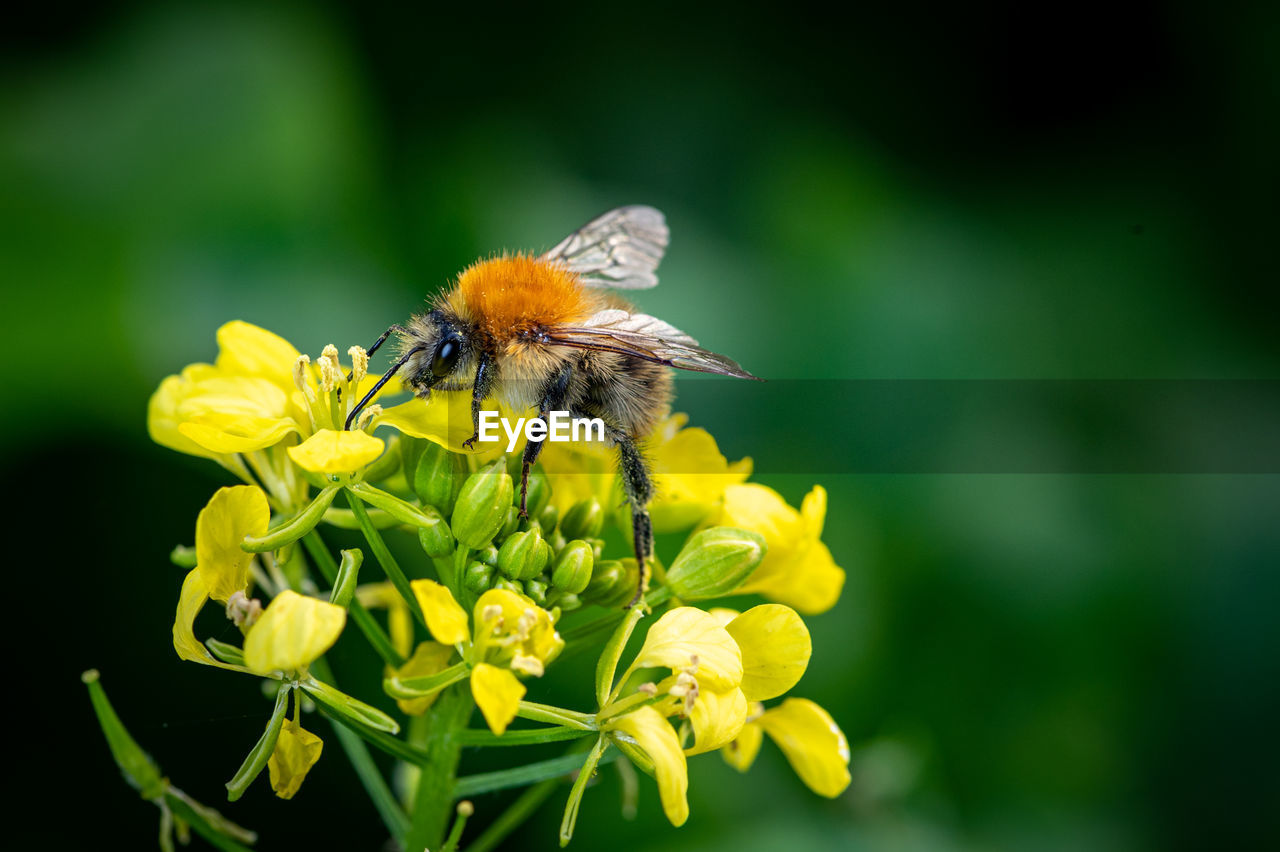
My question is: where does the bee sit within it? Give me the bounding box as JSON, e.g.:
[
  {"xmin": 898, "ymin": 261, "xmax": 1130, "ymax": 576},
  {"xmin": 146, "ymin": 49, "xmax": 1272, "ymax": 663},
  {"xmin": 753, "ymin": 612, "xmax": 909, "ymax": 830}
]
[{"xmin": 347, "ymin": 206, "xmax": 758, "ymax": 605}]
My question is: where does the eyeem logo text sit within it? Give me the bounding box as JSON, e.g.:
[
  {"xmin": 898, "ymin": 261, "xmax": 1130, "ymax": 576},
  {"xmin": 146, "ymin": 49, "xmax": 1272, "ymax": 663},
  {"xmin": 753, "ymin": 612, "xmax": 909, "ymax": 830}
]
[{"xmin": 477, "ymin": 410, "xmax": 606, "ymax": 452}]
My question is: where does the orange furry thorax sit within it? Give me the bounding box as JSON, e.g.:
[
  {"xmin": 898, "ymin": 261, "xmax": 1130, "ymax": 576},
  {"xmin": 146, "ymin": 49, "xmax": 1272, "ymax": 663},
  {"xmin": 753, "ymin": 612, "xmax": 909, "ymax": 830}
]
[{"xmin": 446, "ymin": 254, "xmax": 595, "ymax": 341}]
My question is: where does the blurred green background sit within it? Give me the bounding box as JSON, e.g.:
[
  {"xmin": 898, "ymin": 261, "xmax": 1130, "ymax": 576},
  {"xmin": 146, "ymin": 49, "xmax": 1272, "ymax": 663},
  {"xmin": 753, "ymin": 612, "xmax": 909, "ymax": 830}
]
[{"xmin": 5, "ymin": 3, "xmax": 1277, "ymax": 850}]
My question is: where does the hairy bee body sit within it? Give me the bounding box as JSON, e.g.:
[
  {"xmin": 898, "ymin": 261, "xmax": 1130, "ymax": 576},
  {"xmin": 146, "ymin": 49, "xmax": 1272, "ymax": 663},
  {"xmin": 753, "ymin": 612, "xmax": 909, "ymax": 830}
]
[
  {"xmin": 353, "ymin": 206, "xmax": 755, "ymax": 606},
  {"xmin": 399, "ymin": 255, "xmax": 673, "ymax": 437}
]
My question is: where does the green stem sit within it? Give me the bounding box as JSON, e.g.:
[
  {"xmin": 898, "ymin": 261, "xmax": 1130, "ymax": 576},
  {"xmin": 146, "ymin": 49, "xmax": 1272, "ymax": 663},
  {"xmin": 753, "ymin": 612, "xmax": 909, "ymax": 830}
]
[
  {"xmin": 346, "ymin": 488, "xmax": 427, "ymax": 628},
  {"xmin": 302, "ymin": 531, "xmax": 403, "ymax": 667},
  {"xmin": 405, "ymin": 683, "xmax": 473, "ymax": 852},
  {"xmin": 454, "ymin": 747, "xmax": 618, "ymax": 799},
  {"xmin": 310, "ymin": 659, "xmax": 409, "ymax": 844},
  {"xmin": 455, "ymin": 726, "xmax": 590, "ymax": 748},
  {"xmin": 560, "ymin": 736, "xmax": 609, "ymax": 845},
  {"xmin": 462, "ymin": 779, "xmax": 558, "ymax": 852}
]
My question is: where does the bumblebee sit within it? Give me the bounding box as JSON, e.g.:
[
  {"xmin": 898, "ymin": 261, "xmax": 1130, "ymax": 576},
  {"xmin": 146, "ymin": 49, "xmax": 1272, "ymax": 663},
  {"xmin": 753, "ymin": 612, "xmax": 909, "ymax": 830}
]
[{"xmin": 347, "ymin": 206, "xmax": 758, "ymax": 605}]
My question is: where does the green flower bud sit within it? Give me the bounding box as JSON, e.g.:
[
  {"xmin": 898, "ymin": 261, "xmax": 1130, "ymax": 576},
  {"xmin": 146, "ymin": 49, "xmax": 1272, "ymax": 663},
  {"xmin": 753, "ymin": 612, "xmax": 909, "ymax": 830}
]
[
  {"xmin": 550, "ymin": 540, "xmax": 594, "ymax": 594},
  {"xmin": 536, "ymin": 503, "xmax": 559, "ymax": 536},
  {"xmin": 497, "ymin": 528, "xmax": 546, "ymax": 581},
  {"xmin": 555, "ymin": 592, "xmax": 582, "ymax": 612},
  {"xmin": 463, "ymin": 561, "xmax": 494, "ymax": 595},
  {"xmin": 493, "ymin": 577, "xmax": 524, "ymax": 596},
  {"xmin": 665, "ymin": 526, "xmax": 766, "ymax": 600},
  {"xmin": 475, "ymin": 544, "xmax": 500, "ymax": 567},
  {"xmin": 525, "ymin": 578, "xmax": 548, "ymax": 605},
  {"xmin": 524, "ymin": 469, "xmax": 551, "ymax": 518},
  {"xmin": 451, "ymin": 461, "xmax": 513, "ymax": 548},
  {"xmin": 560, "ymin": 497, "xmax": 605, "ymax": 540},
  {"xmin": 498, "ymin": 505, "xmax": 521, "ymax": 542},
  {"xmin": 414, "ymin": 441, "xmax": 461, "ymax": 513},
  {"xmin": 417, "ymin": 518, "xmax": 456, "ymax": 558},
  {"xmin": 582, "ymin": 558, "xmax": 638, "ymax": 608}
]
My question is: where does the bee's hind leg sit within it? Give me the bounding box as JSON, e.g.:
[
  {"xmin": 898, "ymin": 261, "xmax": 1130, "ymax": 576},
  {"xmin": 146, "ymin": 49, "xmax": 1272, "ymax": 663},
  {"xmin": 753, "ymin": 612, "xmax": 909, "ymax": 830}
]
[
  {"xmin": 519, "ymin": 363, "xmax": 574, "ymax": 517},
  {"xmin": 608, "ymin": 426, "xmax": 654, "ymax": 609}
]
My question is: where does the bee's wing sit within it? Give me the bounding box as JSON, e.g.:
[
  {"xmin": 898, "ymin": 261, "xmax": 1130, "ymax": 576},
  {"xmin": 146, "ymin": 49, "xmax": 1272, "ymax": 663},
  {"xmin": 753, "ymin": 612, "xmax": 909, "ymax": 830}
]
[
  {"xmin": 540, "ymin": 205, "xmax": 669, "ymax": 290},
  {"xmin": 545, "ymin": 309, "xmax": 759, "ymax": 380}
]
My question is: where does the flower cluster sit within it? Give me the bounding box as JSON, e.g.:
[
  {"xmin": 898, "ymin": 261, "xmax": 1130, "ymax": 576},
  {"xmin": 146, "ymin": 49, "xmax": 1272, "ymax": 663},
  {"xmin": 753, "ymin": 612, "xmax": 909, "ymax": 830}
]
[{"xmin": 94, "ymin": 320, "xmax": 852, "ymax": 851}]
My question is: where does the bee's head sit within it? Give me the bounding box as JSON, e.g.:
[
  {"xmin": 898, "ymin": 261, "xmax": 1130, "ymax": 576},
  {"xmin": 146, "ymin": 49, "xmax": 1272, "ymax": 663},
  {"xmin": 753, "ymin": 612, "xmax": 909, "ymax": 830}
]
[{"xmin": 398, "ymin": 309, "xmax": 473, "ymax": 397}]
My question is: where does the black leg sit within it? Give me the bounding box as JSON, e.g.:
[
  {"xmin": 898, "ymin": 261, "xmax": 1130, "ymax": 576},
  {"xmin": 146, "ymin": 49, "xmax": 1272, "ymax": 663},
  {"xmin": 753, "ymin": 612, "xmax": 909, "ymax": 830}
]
[
  {"xmin": 610, "ymin": 426, "xmax": 654, "ymax": 608},
  {"xmin": 462, "ymin": 353, "xmax": 497, "ymax": 450},
  {"xmin": 519, "ymin": 364, "xmax": 574, "ymax": 516}
]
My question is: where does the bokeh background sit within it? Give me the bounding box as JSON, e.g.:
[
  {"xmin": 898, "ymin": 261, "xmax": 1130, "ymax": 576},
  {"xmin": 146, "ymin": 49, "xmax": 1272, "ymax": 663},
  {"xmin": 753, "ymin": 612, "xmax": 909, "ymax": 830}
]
[{"xmin": 6, "ymin": 2, "xmax": 1278, "ymax": 850}]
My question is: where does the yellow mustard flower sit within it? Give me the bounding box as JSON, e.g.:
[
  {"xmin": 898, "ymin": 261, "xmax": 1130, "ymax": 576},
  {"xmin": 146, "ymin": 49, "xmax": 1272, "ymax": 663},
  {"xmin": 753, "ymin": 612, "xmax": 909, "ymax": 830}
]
[
  {"xmin": 411, "ymin": 580, "xmax": 564, "ymax": 735},
  {"xmin": 539, "ymin": 413, "xmax": 751, "ymax": 534},
  {"xmin": 243, "ymin": 590, "xmax": 347, "ymax": 676},
  {"xmin": 148, "ymin": 319, "xmax": 476, "ymax": 479},
  {"xmin": 268, "ymin": 717, "xmax": 324, "ymax": 799},
  {"xmin": 173, "ymin": 485, "xmax": 269, "ymax": 670},
  {"xmin": 722, "ymin": 698, "xmax": 851, "ymax": 798},
  {"xmin": 599, "ymin": 607, "xmax": 745, "ymax": 824},
  {"xmin": 704, "ymin": 484, "xmax": 845, "ymax": 614}
]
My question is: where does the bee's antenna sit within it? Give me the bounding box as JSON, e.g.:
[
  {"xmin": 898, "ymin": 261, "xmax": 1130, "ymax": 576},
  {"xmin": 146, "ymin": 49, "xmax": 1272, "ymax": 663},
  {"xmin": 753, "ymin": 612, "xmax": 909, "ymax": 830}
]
[
  {"xmin": 345, "ymin": 345, "xmax": 424, "ymax": 431},
  {"xmin": 346, "ymin": 324, "xmax": 407, "ymax": 383}
]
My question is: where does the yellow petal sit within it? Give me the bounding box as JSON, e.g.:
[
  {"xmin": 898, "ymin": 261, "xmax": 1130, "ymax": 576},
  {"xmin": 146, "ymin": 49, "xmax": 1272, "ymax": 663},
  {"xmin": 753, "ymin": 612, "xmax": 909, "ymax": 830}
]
[
  {"xmin": 178, "ymin": 413, "xmax": 299, "ymax": 454},
  {"xmin": 244, "ymin": 590, "xmax": 346, "ymax": 675},
  {"xmin": 800, "ymin": 485, "xmax": 827, "ymax": 539},
  {"xmin": 268, "ymin": 717, "xmax": 324, "ymax": 799},
  {"xmin": 686, "ymin": 687, "xmax": 748, "ymax": 755},
  {"xmin": 375, "ymin": 391, "xmax": 486, "ymax": 454},
  {"xmin": 650, "ymin": 425, "xmax": 752, "ymax": 534},
  {"xmin": 173, "ymin": 569, "xmax": 220, "ymax": 667},
  {"xmin": 745, "ymin": 539, "xmax": 845, "ymax": 616},
  {"xmin": 411, "ymin": 579, "xmax": 470, "ymax": 645},
  {"xmin": 471, "ymin": 662, "xmax": 525, "ymax": 735},
  {"xmin": 757, "ymin": 698, "xmax": 851, "ymax": 798},
  {"xmin": 722, "ymin": 483, "xmax": 845, "ymax": 616},
  {"xmin": 393, "ymin": 641, "xmax": 455, "ymax": 716},
  {"xmin": 721, "ymin": 719, "xmax": 764, "ymax": 773},
  {"xmin": 286, "ymin": 429, "xmax": 385, "ymax": 474},
  {"xmin": 148, "ymin": 370, "xmax": 221, "ymax": 459},
  {"xmin": 214, "ymin": 320, "xmax": 303, "ymax": 390},
  {"xmin": 632, "ymin": 607, "xmax": 743, "ymax": 691},
  {"xmin": 725, "ymin": 604, "xmax": 812, "ymax": 702},
  {"xmin": 608, "ymin": 706, "xmax": 689, "ymax": 826},
  {"xmin": 195, "ymin": 485, "xmax": 270, "ymax": 603}
]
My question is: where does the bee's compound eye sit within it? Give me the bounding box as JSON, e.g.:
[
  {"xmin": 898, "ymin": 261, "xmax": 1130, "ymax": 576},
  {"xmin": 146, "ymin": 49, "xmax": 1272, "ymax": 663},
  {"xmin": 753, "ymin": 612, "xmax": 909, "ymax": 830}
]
[{"xmin": 431, "ymin": 338, "xmax": 461, "ymax": 378}]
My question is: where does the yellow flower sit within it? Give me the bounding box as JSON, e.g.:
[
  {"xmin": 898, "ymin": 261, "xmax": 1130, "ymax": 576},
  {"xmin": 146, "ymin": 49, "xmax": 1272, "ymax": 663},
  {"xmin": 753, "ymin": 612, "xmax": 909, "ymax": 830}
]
[
  {"xmin": 539, "ymin": 413, "xmax": 750, "ymax": 533},
  {"xmin": 410, "ymin": 580, "xmax": 564, "ymax": 735},
  {"xmin": 705, "ymin": 484, "xmax": 844, "ymax": 614},
  {"xmin": 268, "ymin": 717, "xmax": 324, "ymax": 799},
  {"xmin": 243, "ymin": 590, "xmax": 346, "ymax": 676},
  {"xmin": 173, "ymin": 485, "xmax": 269, "ymax": 670},
  {"xmin": 603, "ymin": 608, "xmax": 748, "ymax": 779},
  {"xmin": 722, "ymin": 698, "xmax": 851, "ymax": 798},
  {"xmin": 148, "ymin": 319, "xmax": 474, "ymax": 476}
]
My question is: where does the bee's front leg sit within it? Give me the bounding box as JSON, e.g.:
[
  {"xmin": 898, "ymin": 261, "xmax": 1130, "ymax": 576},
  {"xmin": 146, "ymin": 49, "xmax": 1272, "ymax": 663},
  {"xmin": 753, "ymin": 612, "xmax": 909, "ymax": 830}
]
[
  {"xmin": 462, "ymin": 353, "xmax": 496, "ymax": 450},
  {"xmin": 519, "ymin": 363, "xmax": 574, "ymax": 517}
]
